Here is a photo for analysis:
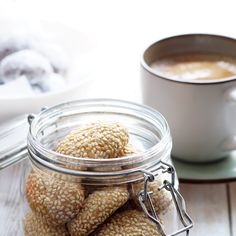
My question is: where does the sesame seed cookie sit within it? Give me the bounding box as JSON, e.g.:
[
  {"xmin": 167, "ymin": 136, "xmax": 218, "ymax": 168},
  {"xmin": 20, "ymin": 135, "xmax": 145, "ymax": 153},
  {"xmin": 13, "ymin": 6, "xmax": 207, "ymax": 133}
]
[
  {"xmin": 118, "ymin": 144, "xmax": 138, "ymax": 157},
  {"xmin": 56, "ymin": 121, "xmax": 129, "ymax": 159},
  {"xmin": 24, "ymin": 211, "xmax": 69, "ymax": 236},
  {"xmin": 26, "ymin": 171, "xmax": 85, "ymax": 226},
  {"xmin": 67, "ymin": 186, "xmax": 129, "ymax": 236},
  {"xmin": 93, "ymin": 209, "xmax": 161, "ymax": 236}
]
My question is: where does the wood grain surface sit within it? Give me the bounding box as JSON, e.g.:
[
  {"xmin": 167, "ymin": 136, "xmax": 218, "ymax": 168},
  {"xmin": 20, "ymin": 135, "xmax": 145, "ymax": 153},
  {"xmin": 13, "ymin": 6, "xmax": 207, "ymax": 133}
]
[
  {"xmin": 181, "ymin": 184, "xmax": 232, "ymax": 236},
  {"xmin": 0, "ymin": 159, "xmax": 28, "ymax": 236},
  {"xmin": 1, "ymin": 161, "xmax": 235, "ymax": 236},
  {"xmin": 229, "ymin": 182, "xmax": 236, "ymax": 236}
]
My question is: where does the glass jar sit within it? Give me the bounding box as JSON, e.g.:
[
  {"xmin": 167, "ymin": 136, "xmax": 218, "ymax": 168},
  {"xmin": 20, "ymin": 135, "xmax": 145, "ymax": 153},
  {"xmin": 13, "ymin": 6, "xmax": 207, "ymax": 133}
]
[{"xmin": 0, "ymin": 99, "xmax": 192, "ymax": 236}]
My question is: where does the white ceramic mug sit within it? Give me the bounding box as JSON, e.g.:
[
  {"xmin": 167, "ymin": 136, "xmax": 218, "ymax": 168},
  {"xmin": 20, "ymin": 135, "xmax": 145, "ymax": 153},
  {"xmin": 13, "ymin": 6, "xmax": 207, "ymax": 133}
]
[{"xmin": 141, "ymin": 34, "xmax": 236, "ymax": 163}]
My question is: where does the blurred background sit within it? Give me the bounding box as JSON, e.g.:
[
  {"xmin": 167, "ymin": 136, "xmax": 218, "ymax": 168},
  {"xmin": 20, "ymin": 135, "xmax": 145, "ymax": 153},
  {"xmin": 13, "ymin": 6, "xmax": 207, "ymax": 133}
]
[
  {"xmin": 0, "ymin": 0, "xmax": 235, "ymax": 103},
  {"xmin": 1, "ymin": 1, "xmax": 236, "ymax": 236}
]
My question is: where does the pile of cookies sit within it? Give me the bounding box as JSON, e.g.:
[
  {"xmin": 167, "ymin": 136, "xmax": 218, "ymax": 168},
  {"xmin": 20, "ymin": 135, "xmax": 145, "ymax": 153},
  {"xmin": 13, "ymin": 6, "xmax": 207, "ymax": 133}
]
[
  {"xmin": 24, "ymin": 121, "xmax": 172, "ymax": 236},
  {"xmin": 0, "ymin": 30, "xmax": 67, "ymax": 93}
]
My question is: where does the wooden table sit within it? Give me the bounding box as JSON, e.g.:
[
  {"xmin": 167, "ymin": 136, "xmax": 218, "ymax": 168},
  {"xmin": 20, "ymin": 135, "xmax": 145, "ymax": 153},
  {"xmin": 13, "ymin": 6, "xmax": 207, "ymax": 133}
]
[
  {"xmin": 1, "ymin": 111, "xmax": 234, "ymax": 236},
  {"xmin": 181, "ymin": 183, "xmax": 236, "ymax": 236},
  {"xmin": 1, "ymin": 159, "xmax": 236, "ymax": 236}
]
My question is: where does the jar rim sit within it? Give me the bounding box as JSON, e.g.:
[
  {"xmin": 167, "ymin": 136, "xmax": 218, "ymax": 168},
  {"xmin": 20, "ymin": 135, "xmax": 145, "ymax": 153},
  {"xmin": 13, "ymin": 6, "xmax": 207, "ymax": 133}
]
[{"xmin": 28, "ymin": 99, "xmax": 172, "ymax": 180}]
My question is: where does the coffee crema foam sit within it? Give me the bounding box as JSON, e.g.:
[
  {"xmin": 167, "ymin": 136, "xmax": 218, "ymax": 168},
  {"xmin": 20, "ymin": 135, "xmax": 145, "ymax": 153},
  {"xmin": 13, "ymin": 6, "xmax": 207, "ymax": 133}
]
[{"xmin": 151, "ymin": 53, "xmax": 236, "ymax": 81}]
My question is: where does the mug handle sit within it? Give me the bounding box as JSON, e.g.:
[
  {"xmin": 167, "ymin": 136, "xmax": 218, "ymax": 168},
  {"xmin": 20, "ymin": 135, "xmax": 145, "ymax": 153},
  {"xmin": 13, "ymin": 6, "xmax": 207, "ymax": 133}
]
[{"xmin": 222, "ymin": 88, "xmax": 236, "ymax": 151}]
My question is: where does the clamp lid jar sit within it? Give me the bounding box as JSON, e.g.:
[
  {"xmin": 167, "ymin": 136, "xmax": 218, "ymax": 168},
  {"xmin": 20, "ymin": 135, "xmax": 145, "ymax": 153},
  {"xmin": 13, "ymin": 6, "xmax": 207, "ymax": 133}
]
[{"xmin": 1, "ymin": 99, "xmax": 193, "ymax": 236}]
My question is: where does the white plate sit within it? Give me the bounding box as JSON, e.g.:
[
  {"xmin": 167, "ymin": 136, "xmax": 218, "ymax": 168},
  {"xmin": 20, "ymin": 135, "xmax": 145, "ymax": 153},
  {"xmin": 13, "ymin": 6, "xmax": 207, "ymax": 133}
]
[{"xmin": 0, "ymin": 18, "xmax": 95, "ymax": 122}]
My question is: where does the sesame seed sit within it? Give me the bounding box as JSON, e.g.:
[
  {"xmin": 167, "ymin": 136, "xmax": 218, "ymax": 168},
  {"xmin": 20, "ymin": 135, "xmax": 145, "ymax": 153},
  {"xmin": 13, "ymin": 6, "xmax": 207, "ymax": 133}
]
[
  {"xmin": 92, "ymin": 209, "xmax": 162, "ymax": 236},
  {"xmin": 25, "ymin": 171, "xmax": 85, "ymax": 226},
  {"xmin": 56, "ymin": 121, "xmax": 129, "ymax": 159},
  {"xmin": 67, "ymin": 187, "xmax": 129, "ymax": 236},
  {"xmin": 24, "ymin": 211, "xmax": 69, "ymax": 236}
]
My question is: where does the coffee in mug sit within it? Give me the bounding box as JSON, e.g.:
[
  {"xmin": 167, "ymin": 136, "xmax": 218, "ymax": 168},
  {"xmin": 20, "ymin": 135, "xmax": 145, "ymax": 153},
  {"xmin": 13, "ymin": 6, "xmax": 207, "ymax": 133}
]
[{"xmin": 151, "ymin": 53, "xmax": 236, "ymax": 81}]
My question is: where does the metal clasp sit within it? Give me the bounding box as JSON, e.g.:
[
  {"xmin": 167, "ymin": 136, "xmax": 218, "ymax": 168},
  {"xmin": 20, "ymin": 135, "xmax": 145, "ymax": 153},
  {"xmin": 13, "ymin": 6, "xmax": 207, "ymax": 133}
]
[{"xmin": 138, "ymin": 161, "xmax": 193, "ymax": 236}]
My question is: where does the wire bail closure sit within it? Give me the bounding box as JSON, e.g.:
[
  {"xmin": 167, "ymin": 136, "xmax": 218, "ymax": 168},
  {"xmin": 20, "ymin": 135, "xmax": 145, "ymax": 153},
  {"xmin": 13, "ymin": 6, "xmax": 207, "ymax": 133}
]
[
  {"xmin": 0, "ymin": 106, "xmax": 193, "ymax": 235},
  {"xmin": 138, "ymin": 161, "xmax": 193, "ymax": 236}
]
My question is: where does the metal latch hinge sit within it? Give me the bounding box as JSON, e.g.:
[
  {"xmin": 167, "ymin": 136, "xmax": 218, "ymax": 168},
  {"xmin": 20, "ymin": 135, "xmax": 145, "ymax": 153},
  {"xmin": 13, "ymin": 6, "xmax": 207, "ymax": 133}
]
[{"xmin": 138, "ymin": 161, "xmax": 193, "ymax": 236}]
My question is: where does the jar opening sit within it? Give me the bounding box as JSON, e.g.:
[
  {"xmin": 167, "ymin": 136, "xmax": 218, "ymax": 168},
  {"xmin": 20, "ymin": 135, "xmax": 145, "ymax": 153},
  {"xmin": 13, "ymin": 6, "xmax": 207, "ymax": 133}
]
[{"xmin": 27, "ymin": 99, "xmax": 172, "ymax": 184}]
